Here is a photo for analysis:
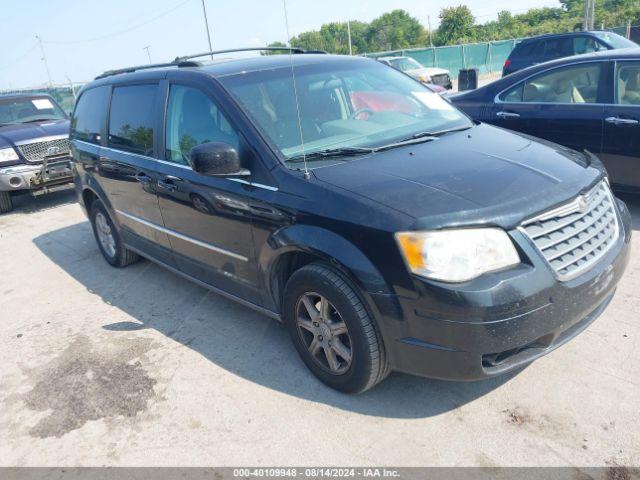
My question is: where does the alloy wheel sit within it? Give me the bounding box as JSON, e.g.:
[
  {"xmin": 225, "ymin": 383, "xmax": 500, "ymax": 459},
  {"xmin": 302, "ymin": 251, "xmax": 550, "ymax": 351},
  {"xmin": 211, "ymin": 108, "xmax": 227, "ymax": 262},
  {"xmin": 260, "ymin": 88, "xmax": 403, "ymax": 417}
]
[
  {"xmin": 95, "ymin": 212, "xmax": 116, "ymax": 258},
  {"xmin": 295, "ymin": 292, "xmax": 353, "ymax": 375}
]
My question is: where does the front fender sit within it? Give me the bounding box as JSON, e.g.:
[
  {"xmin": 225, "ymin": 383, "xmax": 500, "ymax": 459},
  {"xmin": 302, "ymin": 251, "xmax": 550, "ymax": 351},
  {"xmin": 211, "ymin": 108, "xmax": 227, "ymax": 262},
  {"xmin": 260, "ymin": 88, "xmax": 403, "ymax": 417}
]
[{"xmin": 260, "ymin": 225, "xmax": 392, "ymax": 306}]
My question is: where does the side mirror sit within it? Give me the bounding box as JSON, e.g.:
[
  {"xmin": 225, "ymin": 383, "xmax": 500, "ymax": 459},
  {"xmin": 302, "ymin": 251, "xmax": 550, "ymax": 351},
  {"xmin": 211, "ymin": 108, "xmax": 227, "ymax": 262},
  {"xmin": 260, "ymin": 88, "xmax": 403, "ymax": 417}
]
[{"xmin": 189, "ymin": 142, "xmax": 250, "ymax": 177}]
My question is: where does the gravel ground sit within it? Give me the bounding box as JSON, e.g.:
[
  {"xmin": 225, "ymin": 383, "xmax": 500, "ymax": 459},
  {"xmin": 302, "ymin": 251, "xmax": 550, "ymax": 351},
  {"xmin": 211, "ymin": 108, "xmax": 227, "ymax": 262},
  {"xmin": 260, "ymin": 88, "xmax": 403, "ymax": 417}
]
[{"xmin": 0, "ymin": 189, "xmax": 638, "ymax": 468}]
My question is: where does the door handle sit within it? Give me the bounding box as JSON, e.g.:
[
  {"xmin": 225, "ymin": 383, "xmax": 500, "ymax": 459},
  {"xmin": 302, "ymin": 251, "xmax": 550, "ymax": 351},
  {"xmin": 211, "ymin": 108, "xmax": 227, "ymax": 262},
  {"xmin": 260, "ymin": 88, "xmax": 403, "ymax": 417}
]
[
  {"xmin": 157, "ymin": 175, "xmax": 182, "ymax": 192},
  {"xmin": 496, "ymin": 111, "xmax": 520, "ymax": 119},
  {"xmin": 135, "ymin": 172, "xmax": 153, "ymax": 184},
  {"xmin": 605, "ymin": 116, "xmax": 639, "ymax": 126},
  {"xmin": 163, "ymin": 175, "xmax": 183, "ymax": 182}
]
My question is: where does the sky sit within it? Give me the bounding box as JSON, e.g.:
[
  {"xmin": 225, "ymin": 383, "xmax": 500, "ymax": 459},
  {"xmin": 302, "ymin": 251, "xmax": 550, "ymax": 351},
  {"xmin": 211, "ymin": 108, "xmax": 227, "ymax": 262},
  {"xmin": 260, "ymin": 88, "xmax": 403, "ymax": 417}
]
[{"xmin": 0, "ymin": 0, "xmax": 561, "ymax": 89}]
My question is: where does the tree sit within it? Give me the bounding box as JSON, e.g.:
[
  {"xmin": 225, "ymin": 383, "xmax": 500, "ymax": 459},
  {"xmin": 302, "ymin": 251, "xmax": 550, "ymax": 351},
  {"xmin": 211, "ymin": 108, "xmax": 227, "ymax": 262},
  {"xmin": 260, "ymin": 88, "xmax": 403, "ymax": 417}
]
[
  {"xmin": 263, "ymin": 41, "xmax": 288, "ymax": 55},
  {"xmin": 366, "ymin": 10, "xmax": 426, "ymax": 51},
  {"xmin": 436, "ymin": 6, "xmax": 476, "ymax": 46}
]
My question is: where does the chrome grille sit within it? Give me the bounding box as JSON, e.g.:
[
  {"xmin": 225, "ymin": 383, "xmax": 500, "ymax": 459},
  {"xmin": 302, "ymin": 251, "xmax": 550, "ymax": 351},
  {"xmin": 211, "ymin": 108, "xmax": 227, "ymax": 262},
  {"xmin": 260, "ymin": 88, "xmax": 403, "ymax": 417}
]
[
  {"xmin": 430, "ymin": 73, "xmax": 451, "ymax": 87},
  {"xmin": 522, "ymin": 181, "xmax": 619, "ymax": 280},
  {"xmin": 17, "ymin": 137, "xmax": 70, "ymax": 163}
]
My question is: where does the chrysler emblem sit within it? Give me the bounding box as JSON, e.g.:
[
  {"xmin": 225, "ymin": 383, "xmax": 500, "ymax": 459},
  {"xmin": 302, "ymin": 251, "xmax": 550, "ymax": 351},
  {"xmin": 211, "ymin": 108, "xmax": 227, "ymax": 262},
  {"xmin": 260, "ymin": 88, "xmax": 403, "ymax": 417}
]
[
  {"xmin": 46, "ymin": 146, "xmax": 61, "ymax": 156},
  {"xmin": 577, "ymin": 196, "xmax": 588, "ymax": 213}
]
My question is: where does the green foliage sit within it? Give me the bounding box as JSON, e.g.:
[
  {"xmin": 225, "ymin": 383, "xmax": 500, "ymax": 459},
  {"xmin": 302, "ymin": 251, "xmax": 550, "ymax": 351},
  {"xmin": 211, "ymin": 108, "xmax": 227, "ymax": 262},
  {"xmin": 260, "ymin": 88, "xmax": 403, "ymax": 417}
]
[
  {"xmin": 265, "ymin": 2, "xmax": 639, "ymax": 54},
  {"xmin": 436, "ymin": 6, "xmax": 476, "ymax": 46},
  {"xmin": 366, "ymin": 10, "xmax": 426, "ymax": 51}
]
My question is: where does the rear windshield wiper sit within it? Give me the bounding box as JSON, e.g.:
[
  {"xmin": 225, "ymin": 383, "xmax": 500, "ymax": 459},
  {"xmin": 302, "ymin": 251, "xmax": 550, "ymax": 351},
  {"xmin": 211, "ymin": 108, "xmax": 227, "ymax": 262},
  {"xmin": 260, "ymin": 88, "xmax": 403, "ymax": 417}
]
[{"xmin": 286, "ymin": 147, "xmax": 375, "ymax": 163}]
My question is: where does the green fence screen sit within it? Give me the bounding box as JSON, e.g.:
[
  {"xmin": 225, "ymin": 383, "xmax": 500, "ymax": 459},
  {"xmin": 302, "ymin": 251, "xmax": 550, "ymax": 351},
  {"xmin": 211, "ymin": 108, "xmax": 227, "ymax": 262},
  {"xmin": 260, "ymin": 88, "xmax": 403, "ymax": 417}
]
[{"xmin": 365, "ymin": 39, "xmax": 520, "ymax": 78}]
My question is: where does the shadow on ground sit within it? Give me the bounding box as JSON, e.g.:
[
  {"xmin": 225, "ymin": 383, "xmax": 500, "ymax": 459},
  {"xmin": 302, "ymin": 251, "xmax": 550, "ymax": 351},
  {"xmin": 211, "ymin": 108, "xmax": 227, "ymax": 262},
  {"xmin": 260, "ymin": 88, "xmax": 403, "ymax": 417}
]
[
  {"xmin": 32, "ymin": 219, "xmax": 523, "ymax": 419},
  {"xmin": 9, "ymin": 189, "xmax": 76, "ymax": 214}
]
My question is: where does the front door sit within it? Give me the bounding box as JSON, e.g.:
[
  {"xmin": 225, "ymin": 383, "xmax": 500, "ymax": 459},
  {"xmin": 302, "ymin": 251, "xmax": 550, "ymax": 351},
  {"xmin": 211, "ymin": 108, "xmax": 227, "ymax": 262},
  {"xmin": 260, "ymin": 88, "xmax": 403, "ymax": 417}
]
[
  {"xmin": 602, "ymin": 61, "xmax": 640, "ymax": 191},
  {"xmin": 156, "ymin": 83, "xmax": 261, "ymax": 302},
  {"xmin": 98, "ymin": 83, "xmax": 175, "ymax": 266},
  {"xmin": 492, "ymin": 62, "xmax": 606, "ymax": 155}
]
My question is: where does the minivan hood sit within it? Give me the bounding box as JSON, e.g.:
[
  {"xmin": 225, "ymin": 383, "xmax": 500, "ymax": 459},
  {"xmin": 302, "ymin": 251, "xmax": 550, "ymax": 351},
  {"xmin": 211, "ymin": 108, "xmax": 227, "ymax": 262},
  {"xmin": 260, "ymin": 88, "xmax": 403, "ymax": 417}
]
[
  {"xmin": 312, "ymin": 123, "xmax": 603, "ymax": 230},
  {"xmin": 0, "ymin": 118, "xmax": 69, "ymax": 148}
]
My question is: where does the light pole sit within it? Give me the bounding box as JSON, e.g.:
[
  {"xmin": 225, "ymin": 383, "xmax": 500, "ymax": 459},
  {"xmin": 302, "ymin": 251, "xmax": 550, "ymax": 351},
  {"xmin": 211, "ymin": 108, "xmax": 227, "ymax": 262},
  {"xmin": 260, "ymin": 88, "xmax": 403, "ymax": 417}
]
[
  {"xmin": 143, "ymin": 45, "xmax": 152, "ymax": 64},
  {"xmin": 346, "ymin": 19, "xmax": 353, "ymax": 55},
  {"xmin": 201, "ymin": 0, "xmax": 214, "ymax": 59},
  {"xmin": 35, "ymin": 35, "xmax": 53, "ymax": 87},
  {"xmin": 583, "ymin": 0, "xmax": 595, "ymax": 31}
]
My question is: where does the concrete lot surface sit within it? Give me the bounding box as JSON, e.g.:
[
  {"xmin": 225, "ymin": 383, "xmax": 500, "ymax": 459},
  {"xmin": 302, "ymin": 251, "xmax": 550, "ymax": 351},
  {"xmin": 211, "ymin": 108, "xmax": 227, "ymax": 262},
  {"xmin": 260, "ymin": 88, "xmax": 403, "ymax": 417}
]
[{"xmin": 0, "ymin": 190, "xmax": 638, "ymax": 467}]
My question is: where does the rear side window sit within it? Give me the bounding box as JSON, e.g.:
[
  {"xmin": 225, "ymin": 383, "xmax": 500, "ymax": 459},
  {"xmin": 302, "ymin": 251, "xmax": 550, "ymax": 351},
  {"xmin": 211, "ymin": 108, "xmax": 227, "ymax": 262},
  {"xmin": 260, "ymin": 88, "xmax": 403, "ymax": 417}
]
[
  {"xmin": 514, "ymin": 41, "xmax": 537, "ymax": 58},
  {"xmin": 71, "ymin": 86, "xmax": 108, "ymax": 145},
  {"xmin": 501, "ymin": 63, "xmax": 602, "ymax": 104},
  {"xmin": 543, "ymin": 38, "xmax": 573, "ymax": 60},
  {"xmin": 108, "ymin": 84, "xmax": 158, "ymax": 156},
  {"xmin": 616, "ymin": 63, "xmax": 640, "ymax": 105}
]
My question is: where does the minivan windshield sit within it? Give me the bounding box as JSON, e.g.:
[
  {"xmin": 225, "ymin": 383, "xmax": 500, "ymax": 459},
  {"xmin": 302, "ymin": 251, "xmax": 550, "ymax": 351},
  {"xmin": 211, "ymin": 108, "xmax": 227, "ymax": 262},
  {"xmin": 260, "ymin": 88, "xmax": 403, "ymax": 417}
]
[
  {"xmin": 388, "ymin": 57, "xmax": 423, "ymax": 72},
  {"xmin": 219, "ymin": 59, "xmax": 472, "ymax": 168},
  {"xmin": 0, "ymin": 96, "xmax": 66, "ymax": 126},
  {"xmin": 593, "ymin": 31, "xmax": 637, "ymax": 49}
]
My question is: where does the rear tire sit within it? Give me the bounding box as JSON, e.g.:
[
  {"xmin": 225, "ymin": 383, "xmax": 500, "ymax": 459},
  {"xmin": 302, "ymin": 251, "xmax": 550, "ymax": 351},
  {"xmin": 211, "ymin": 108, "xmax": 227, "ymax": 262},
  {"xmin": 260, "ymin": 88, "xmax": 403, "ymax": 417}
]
[
  {"xmin": 283, "ymin": 262, "xmax": 389, "ymax": 393},
  {"xmin": 0, "ymin": 191, "xmax": 13, "ymax": 214},
  {"xmin": 90, "ymin": 200, "xmax": 140, "ymax": 268}
]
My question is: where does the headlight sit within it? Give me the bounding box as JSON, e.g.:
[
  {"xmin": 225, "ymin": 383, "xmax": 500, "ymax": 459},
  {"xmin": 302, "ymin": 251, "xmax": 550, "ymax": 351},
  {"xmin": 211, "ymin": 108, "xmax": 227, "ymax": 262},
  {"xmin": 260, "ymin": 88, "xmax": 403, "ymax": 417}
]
[
  {"xmin": 395, "ymin": 228, "xmax": 520, "ymax": 282},
  {"xmin": 0, "ymin": 147, "xmax": 19, "ymax": 164}
]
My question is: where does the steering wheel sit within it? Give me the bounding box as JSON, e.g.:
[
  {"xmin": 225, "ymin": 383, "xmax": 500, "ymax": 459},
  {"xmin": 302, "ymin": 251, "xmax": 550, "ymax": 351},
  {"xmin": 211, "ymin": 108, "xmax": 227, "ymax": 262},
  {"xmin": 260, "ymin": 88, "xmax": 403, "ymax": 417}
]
[{"xmin": 350, "ymin": 108, "xmax": 374, "ymax": 120}]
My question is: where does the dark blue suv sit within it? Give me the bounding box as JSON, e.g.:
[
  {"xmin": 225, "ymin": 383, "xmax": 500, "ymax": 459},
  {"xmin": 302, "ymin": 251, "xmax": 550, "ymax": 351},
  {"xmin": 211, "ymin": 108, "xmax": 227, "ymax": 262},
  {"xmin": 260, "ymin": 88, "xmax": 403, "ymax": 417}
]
[
  {"xmin": 503, "ymin": 30, "xmax": 637, "ymax": 76},
  {"xmin": 71, "ymin": 49, "xmax": 631, "ymax": 393}
]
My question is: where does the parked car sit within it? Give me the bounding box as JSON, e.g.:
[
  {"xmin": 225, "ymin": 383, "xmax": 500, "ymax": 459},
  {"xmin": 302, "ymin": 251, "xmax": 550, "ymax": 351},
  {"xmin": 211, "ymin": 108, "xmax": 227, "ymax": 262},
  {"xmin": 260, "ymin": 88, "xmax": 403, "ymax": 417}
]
[
  {"xmin": 451, "ymin": 48, "xmax": 640, "ymax": 193},
  {"xmin": 0, "ymin": 93, "xmax": 73, "ymax": 213},
  {"xmin": 503, "ymin": 30, "xmax": 637, "ymax": 76},
  {"xmin": 71, "ymin": 51, "xmax": 631, "ymax": 393},
  {"xmin": 378, "ymin": 56, "xmax": 453, "ymax": 90}
]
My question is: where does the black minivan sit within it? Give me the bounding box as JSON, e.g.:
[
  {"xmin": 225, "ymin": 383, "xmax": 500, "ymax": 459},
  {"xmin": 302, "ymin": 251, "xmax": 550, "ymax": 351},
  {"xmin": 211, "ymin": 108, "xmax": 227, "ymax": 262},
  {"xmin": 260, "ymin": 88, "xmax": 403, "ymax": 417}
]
[{"xmin": 71, "ymin": 51, "xmax": 631, "ymax": 393}]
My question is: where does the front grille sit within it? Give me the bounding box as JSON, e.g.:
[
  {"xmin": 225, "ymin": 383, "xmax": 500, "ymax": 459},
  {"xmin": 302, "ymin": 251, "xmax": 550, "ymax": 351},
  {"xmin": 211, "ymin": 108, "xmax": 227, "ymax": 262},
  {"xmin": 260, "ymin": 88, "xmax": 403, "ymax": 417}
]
[
  {"xmin": 430, "ymin": 73, "xmax": 451, "ymax": 87},
  {"xmin": 17, "ymin": 137, "xmax": 70, "ymax": 163},
  {"xmin": 521, "ymin": 181, "xmax": 619, "ymax": 280}
]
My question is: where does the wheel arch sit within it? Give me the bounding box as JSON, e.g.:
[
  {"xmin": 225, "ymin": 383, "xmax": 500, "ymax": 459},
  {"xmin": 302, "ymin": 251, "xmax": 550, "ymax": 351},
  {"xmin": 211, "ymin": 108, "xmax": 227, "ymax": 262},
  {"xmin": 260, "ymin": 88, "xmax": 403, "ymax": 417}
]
[{"xmin": 260, "ymin": 225, "xmax": 393, "ymax": 314}]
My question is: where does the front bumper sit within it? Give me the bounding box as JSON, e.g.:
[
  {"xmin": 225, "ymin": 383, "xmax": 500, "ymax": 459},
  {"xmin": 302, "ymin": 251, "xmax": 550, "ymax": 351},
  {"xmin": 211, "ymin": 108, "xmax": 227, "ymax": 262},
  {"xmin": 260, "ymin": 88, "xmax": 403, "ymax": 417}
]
[
  {"xmin": 378, "ymin": 198, "xmax": 632, "ymax": 381},
  {"xmin": 0, "ymin": 159, "xmax": 73, "ymax": 194}
]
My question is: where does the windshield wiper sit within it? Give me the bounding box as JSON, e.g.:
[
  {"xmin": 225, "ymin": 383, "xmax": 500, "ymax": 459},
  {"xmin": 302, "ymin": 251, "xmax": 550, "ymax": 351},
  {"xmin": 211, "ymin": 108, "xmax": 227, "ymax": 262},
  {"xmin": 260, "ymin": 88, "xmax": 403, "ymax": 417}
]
[
  {"xmin": 372, "ymin": 133, "xmax": 438, "ymax": 152},
  {"xmin": 287, "ymin": 147, "xmax": 374, "ymax": 163},
  {"xmin": 22, "ymin": 118, "xmax": 56, "ymax": 123},
  {"xmin": 372, "ymin": 125, "xmax": 474, "ymax": 153}
]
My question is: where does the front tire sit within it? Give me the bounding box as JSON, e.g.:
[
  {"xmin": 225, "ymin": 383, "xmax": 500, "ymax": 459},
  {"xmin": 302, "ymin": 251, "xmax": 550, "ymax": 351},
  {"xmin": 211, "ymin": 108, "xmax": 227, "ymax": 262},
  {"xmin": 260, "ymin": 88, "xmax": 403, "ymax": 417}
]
[
  {"xmin": 0, "ymin": 191, "xmax": 13, "ymax": 214},
  {"xmin": 283, "ymin": 263, "xmax": 389, "ymax": 393},
  {"xmin": 90, "ymin": 200, "xmax": 140, "ymax": 268}
]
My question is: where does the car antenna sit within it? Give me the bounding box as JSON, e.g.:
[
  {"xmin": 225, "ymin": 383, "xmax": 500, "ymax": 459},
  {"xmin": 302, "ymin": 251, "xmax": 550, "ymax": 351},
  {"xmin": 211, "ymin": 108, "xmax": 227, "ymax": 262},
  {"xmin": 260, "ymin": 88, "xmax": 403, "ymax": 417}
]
[{"xmin": 282, "ymin": 0, "xmax": 310, "ymax": 180}]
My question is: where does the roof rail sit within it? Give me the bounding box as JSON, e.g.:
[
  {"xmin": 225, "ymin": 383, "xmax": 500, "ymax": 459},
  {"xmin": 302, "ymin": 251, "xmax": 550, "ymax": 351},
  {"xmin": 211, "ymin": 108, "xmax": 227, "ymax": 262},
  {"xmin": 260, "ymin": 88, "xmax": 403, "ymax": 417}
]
[
  {"xmin": 94, "ymin": 60, "xmax": 201, "ymax": 80},
  {"xmin": 174, "ymin": 46, "xmax": 325, "ymax": 62},
  {"xmin": 95, "ymin": 47, "xmax": 329, "ymax": 80}
]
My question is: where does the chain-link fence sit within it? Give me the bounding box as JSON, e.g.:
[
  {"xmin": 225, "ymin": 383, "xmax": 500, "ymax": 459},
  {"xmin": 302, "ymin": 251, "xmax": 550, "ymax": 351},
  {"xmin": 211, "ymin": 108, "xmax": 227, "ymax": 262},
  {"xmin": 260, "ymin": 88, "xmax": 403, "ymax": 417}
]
[{"xmin": 364, "ymin": 25, "xmax": 639, "ymax": 79}]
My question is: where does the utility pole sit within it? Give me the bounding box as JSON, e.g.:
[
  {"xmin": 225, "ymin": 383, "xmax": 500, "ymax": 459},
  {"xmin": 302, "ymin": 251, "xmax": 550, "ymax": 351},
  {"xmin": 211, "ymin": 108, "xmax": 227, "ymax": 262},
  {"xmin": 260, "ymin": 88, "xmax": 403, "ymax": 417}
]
[
  {"xmin": 35, "ymin": 35, "xmax": 53, "ymax": 87},
  {"xmin": 428, "ymin": 15, "xmax": 434, "ymax": 47},
  {"xmin": 64, "ymin": 76, "xmax": 76, "ymax": 100},
  {"xmin": 201, "ymin": 0, "xmax": 214, "ymax": 59},
  {"xmin": 346, "ymin": 19, "xmax": 353, "ymax": 55},
  {"xmin": 143, "ymin": 45, "xmax": 152, "ymax": 64},
  {"xmin": 583, "ymin": 0, "xmax": 595, "ymax": 31}
]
